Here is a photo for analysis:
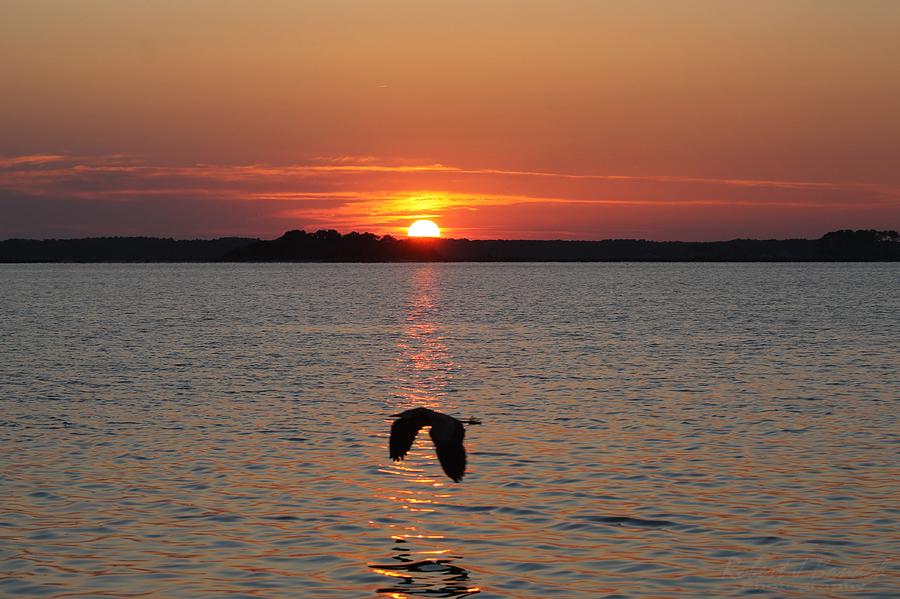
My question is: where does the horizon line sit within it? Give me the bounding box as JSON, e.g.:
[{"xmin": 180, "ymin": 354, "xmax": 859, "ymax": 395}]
[{"xmin": 3, "ymin": 227, "xmax": 897, "ymax": 245}]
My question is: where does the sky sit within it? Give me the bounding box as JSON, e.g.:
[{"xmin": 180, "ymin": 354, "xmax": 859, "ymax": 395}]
[{"xmin": 2, "ymin": 0, "xmax": 899, "ymax": 240}]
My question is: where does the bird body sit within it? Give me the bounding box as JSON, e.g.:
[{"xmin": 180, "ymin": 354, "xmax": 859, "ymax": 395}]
[{"xmin": 389, "ymin": 407, "xmax": 473, "ymax": 482}]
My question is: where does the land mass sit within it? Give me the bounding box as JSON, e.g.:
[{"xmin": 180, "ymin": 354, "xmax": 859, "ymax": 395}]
[{"xmin": 1, "ymin": 229, "xmax": 898, "ymax": 262}]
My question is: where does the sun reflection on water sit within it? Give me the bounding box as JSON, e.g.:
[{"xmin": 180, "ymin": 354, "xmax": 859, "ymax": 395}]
[
  {"xmin": 371, "ymin": 265, "xmax": 480, "ymax": 596},
  {"xmin": 392, "ymin": 266, "xmax": 457, "ymax": 412}
]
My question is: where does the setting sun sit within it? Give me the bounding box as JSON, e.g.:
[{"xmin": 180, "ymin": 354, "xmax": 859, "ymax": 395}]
[{"xmin": 407, "ymin": 220, "xmax": 441, "ymax": 238}]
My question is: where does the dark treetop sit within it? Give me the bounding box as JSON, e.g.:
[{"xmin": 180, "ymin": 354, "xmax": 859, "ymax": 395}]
[{"xmin": 1, "ymin": 229, "xmax": 898, "ymax": 262}]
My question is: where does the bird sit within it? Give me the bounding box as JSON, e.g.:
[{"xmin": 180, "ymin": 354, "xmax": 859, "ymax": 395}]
[{"xmin": 389, "ymin": 407, "xmax": 480, "ymax": 482}]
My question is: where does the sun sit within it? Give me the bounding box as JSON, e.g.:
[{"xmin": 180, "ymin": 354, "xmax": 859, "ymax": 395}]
[{"xmin": 407, "ymin": 219, "xmax": 441, "ymax": 238}]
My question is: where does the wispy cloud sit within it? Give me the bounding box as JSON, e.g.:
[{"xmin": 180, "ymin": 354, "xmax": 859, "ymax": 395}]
[
  {"xmin": 0, "ymin": 154, "xmax": 69, "ymax": 168},
  {"xmin": 3, "ymin": 153, "xmax": 896, "ymax": 187}
]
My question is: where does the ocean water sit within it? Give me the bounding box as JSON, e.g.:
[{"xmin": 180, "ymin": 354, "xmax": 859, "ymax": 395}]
[{"xmin": 0, "ymin": 263, "xmax": 898, "ymax": 598}]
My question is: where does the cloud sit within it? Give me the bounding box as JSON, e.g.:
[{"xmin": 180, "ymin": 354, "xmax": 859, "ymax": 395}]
[
  {"xmin": 1, "ymin": 153, "xmax": 897, "ymax": 239},
  {"xmin": 0, "ymin": 154, "xmax": 69, "ymax": 168}
]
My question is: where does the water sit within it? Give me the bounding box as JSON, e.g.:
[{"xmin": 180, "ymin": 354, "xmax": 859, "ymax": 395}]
[{"xmin": 1, "ymin": 263, "xmax": 898, "ymax": 598}]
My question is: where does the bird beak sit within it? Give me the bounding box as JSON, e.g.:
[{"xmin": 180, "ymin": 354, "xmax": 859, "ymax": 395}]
[{"xmin": 390, "ymin": 413, "xmax": 403, "ymax": 418}]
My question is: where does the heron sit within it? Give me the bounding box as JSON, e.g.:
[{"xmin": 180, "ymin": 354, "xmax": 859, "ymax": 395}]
[{"xmin": 389, "ymin": 407, "xmax": 481, "ymax": 482}]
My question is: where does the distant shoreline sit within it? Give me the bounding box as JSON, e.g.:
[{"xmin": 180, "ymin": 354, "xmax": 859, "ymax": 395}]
[
  {"xmin": 3, "ymin": 260, "xmax": 898, "ymax": 265},
  {"xmin": 1, "ymin": 229, "xmax": 898, "ymax": 262}
]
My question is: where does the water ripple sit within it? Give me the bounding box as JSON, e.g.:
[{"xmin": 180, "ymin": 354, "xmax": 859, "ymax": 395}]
[{"xmin": 0, "ymin": 263, "xmax": 897, "ymax": 597}]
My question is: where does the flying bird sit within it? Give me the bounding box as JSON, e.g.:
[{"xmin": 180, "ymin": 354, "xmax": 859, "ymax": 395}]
[{"xmin": 389, "ymin": 407, "xmax": 480, "ymax": 482}]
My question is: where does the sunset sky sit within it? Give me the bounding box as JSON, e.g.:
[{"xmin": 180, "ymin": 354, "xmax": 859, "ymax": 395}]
[{"xmin": 2, "ymin": 1, "xmax": 898, "ymax": 240}]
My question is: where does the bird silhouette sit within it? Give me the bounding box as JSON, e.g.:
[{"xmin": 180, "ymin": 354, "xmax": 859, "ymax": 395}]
[{"xmin": 389, "ymin": 407, "xmax": 480, "ymax": 482}]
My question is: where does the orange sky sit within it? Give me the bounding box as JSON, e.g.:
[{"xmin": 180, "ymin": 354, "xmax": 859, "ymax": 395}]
[{"xmin": 2, "ymin": 1, "xmax": 898, "ymax": 240}]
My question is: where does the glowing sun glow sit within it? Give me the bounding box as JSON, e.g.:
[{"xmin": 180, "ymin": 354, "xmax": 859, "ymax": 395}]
[{"xmin": 407, "ymin": 220, "xmax": 441, "ymax": 238}]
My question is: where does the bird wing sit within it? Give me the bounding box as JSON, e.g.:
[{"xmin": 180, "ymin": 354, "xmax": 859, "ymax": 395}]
[
  {"xmin": 430, "ymin": 422, "xmax": 466, "ymax": 482},
  {"xmin": 390, "ymin": 418, "xmax": 425, "ymax": 461}
]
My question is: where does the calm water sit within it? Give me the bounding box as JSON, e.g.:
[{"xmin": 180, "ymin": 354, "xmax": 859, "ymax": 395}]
[{"xmin": 1, "ymin": 263, "xmax": 898, "ymax": 598}]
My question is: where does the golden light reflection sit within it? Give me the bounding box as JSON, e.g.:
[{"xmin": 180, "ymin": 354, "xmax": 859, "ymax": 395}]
[
  {"xmin": 392, "ymin": 266, "xmax": 455, "ymax": 412},
  {"xmin": 371, "ymin": 569, "xmax": 408, "ymax": 579},
  {"xmin": 369, "ymin": 265, "xmax": 480, "ymax": 596}
]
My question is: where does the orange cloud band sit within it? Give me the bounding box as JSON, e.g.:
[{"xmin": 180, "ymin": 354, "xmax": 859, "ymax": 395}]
[{"xmin": 2, "ymin": 154, "xmax": 897, "ymax": 239}]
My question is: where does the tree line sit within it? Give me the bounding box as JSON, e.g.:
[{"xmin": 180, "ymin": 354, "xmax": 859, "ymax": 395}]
[{"xmin": 1, "ymin": 229, "xmax": 897, "ymax": 262}]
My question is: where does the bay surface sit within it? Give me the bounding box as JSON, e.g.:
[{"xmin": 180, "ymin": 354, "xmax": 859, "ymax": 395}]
[{"xmin": 1, "ymin": 263, "xmax": 898, "ymax": 597}]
